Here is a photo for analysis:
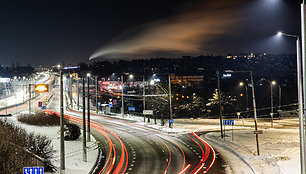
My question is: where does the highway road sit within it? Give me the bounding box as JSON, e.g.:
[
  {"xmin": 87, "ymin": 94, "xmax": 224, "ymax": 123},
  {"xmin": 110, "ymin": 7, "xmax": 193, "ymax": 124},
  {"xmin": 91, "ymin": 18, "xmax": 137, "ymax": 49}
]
[{"xmin": 1, "ymin": 72, "xmax": 220, "ymax": 174}]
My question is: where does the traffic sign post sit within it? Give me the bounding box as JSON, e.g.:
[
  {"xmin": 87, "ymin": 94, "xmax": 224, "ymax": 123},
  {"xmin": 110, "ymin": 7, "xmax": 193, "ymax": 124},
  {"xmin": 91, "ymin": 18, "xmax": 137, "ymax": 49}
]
[
  {"xmin": 169, "ymin": 119, "xmax": 174, "ymax": 128},
  {"xmin": 223, "ymin": 120, "xmax": 234, "ymax": 140}
]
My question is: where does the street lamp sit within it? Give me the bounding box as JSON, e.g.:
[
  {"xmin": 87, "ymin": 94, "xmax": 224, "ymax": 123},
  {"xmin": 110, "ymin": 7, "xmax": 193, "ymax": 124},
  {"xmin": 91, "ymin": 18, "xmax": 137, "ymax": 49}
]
[
  {"xmin": 120, "ymin": 74, "xmax": 134, "ymax": 117},
  {"xmin": 58, "ymin": 65, "xmax": 65, "ymax": 174},
  {"xmin": 261, "ymin": 78, "xmax": 275, "ymax": 127},
  {"xmin": 277, "ymin": 31, "xmax": 305, "ymax": 173},
  {"xmin": 87, "ymin": 73, "xmax": 91, "ymax": 142},
  {"xmin": 239, "ymin": 82, "xmax": 249, "ymax": 114},
  {"xmin": 271, "ymin": 81, "xmax": 282, "ymax": 116}
]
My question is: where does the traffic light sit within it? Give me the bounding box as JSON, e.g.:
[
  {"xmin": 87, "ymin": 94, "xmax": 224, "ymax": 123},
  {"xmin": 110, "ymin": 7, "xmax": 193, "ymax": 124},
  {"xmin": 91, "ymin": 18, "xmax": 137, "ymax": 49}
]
[{"xmin": 34, "ymin": 84, "xmax": 49, "ymax": 92}]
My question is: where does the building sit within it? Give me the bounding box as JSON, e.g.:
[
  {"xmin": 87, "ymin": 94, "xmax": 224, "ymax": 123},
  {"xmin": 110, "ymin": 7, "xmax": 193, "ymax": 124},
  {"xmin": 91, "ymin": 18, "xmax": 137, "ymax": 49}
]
[{"xmin": 170, "ymin": 74, "xmax": 204, "ymax": 87}]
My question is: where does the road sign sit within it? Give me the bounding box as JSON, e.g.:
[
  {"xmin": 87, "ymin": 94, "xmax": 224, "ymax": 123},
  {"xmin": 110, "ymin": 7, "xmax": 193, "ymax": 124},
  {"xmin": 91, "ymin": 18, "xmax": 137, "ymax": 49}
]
[
  {"xmin": 34, "ymin": 84, "xmax": 49, "ymax": 92},
  {"xmin": 109, "ymin": 104, "xmax": 113, "ymax": 108},
  {"xmin": 143, "ymin": 110, "xmax": 153, "ymax": 115},
  {"xmin": 38, "ymin": 102, "xmax": 42, "ymax": 107},
  {"xmin": 15, "ymin": 104, "xmax": 18, "ymax": 107},
  {"xmin": 23, "ymin": 167, "xmax": 44, "ymax": 174},
  {"xmin": 41, "ymin": 106, "xmax": 46, "ymax": 110},
  {"xmin": 222, "ymin": 74, "xmax": 232, "ymax": 78},
  {"xmin": 98, "ymin": 102, "xmax": 101, "ymax": 106},
  {"xmin": 169, "ymin": 119, "xmax": 174, "ymax": 124},
  {"xmin": 128, "ymin": 107, "xmax": 135, "ymax": 111},
  {"xmin": 223, "ymin": 120, "xmax": 234, "ymax": 126},
  {"xmin": 253, "ymin": 130, "xmax": 263, "ymax": 134}
]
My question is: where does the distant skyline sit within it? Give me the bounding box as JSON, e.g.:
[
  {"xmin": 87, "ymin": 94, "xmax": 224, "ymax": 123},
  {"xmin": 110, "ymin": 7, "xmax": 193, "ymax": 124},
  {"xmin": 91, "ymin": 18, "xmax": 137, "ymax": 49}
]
[{"xmin": 0, "ymin": 0, "xmax": 301, "ymax": 66}]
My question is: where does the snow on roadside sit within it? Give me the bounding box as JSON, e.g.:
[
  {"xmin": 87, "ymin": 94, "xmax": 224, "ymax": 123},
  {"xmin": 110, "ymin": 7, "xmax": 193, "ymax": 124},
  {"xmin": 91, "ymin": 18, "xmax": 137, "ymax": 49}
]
[
  {"xmin": 204, "ymin": 126, "xmax": 300, "ymax": 174},
  {"xmin": 1, "ymin": 112, "xmax": 99, "ymax": 174}
]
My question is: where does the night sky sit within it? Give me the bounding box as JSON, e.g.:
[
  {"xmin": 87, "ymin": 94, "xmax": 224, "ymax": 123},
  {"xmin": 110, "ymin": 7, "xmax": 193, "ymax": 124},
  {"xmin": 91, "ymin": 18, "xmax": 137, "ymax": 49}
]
[{"xmin": 0, "ymin": 0, "xmax": 301, "ymax": 66}]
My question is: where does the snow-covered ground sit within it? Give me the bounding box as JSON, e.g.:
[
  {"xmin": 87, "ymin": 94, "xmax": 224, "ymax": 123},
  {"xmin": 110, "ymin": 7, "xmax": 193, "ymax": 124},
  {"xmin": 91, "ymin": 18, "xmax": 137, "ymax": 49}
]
[
  {"xmin": 173, "ymin": 118, "xmax": 301, "ymax": 174},
  {"xmin": 1, "ymin": 112, "xmax": 99, "ymax": 174}
]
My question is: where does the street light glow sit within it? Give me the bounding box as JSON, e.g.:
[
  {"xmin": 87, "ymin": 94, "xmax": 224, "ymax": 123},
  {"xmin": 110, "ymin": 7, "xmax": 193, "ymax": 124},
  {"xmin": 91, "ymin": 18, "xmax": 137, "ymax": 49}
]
[
  {"xmin": 239, "ymin": 82, "xmax": 244, "ymax": 86},
  {"xmin": 150, "ymin": 80, "xmax": 155, "ymax": 85},
  {"xmin": 129, "ymin": 74, "xmax": 134, "ymax": 79},
  {"xmin": 272, "ymin": 81, "xmax": 276, "ymax": 85},
  {"xmin": 87, "ymin": 73, "xmax": 91, "ymax": 77},
  {"xmin": 277, "ymin": 31, "xmax": 283, "ymax": 36}
]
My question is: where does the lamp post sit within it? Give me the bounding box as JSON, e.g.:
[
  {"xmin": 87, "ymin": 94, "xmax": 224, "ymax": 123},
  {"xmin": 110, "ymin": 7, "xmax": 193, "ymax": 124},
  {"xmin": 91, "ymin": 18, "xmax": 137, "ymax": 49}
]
[
  {"xmin": 82, "ymin": 77, "xmax": 87, "ymax": 162},
  {"xmin": 168, "ymin": 74, "xmax": 173, "ymax": 128},
  {"xmin": 77, "ymin": 76, "xmax": 80, "ymax": 110},
  {"xmin": 86, "ymin": 73, "xmax": 91, "ymax": 142},
  {"xmin": 58, "ymin": 65, "xmax": 65, "ymax": 174},
  {"xmin": 261, "ymin": 78, "xmax": 274, "ymax": 127},
  {"xmin": 277, "ymin": 31, "xmax": 305, "ymax": 173},
  {"xmin": 239, "ymin": 82, "xmax": 249, "ymax": 115},
  {"xmin": 143, "ymin": 76, "xmax": 146, "ymax": 122},
  {"xmin": 95, "ymin": 76, "xmax": 98, "ymax": 114},
  {"xmin": 121, "ymin": 75, "xmax": 124, "ymax": 117},
  {"xmin": 272, "ymin": 81, "xmax": 282, "ymax": 117}
]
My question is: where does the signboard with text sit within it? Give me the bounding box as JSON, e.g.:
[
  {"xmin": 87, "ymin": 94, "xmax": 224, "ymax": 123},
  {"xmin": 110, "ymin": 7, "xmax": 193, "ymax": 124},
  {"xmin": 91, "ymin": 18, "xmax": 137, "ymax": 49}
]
[
  {"xmin": 128, "ymin": 107, "xmax": 135, "ymax": 111},
  {"xmin": 223, "ymin": 120, "xmax": 234, "ymax": 126},
  {"xmin": 143, "ymin": 110, "xmax": 153, "ymax": 115}
]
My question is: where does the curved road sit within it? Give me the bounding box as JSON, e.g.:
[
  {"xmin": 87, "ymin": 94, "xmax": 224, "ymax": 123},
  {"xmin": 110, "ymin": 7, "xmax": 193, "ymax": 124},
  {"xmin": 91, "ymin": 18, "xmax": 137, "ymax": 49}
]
[{"xmin": 1, "ymin": 72, "xmax": 219, "ymax": 174}]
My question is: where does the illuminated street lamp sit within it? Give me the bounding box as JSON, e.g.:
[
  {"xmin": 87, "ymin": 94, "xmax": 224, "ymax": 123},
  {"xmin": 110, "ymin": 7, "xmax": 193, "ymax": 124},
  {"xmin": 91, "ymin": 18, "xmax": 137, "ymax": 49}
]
[
  {"xmin": 277, "ymin": 31, "xmax": 305, "ymax": 173},
  {"xmin": 121, "ymin": 74, "xmax": 133, "ymax": 117},
  {"xmin": 239, "ymin": 82, "xmax": 249, "ymax": 114},
  {"xmin": 271, "ymin": 81, "xmax": 282, "ymax": 114},
  {"xmin": 261, "ymin": 78, "xmax": 275, "ymax": 127}
]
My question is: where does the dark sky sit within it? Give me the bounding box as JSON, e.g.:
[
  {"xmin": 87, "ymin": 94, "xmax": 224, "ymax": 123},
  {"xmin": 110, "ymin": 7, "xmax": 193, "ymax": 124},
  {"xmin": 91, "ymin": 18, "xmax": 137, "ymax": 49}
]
[{"xmin": 0, "ymin": 0, "xmax": 301, "ymax": 66}]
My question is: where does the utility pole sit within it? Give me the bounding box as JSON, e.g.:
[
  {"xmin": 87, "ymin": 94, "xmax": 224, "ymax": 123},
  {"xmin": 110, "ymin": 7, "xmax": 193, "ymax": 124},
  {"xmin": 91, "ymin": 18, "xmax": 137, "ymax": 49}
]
[
  {"xmin": 70, "ymin": 75, "xmax": 73, "ymax": 109},
  {"xmin": 216, "ymin": 71, "xmax": 223, "ymax": 138},
  {"xmin": 95, "ymin": 76, "xmax": 98, "ymax": 114},
  {"xmin": 82, "ymin": 77, "xmax": 87, "ymax": 162},
  {"xmin": 60, "ymin": 70, "xmax": 65, "ymax": 174},
  {"xmin": 168, "ymin": 74, "xmax": 173, "ymax": 128},
  {"xmin": 250, "ymin": 72, "xmax": 260, "ymax": 156},
  {"xmin": 143, "ymin": 76, "xmax": 146, "ymax": 122},
  {"xmin": 270, "ymin": 83, "xmax": 274, "ymax": 127},
  {"xmin": 121, "ymin": 75, "xmax": 124, "ymax": 117},
  {"xmin": 77, "ymin": 77, "xmax": 79, "ymax": 110},
  {"xmin": 87, "ymin": 75, "xmax": 91, "ymax": 142},
  {"xmin": 29, "ymin": 84, "xmax": 31, "ymax": 114}
]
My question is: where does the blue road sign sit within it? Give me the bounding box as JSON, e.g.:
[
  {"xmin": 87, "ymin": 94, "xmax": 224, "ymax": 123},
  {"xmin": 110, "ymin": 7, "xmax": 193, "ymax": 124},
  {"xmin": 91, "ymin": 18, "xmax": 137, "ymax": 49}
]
[
  {"xmin": 169, "ymin": 119, "xmax": 174, "ymax": 123},
  {"xmin": 41, "ymin": 106, "xmax": 46, "ymax": 110},
  {"xmin": 109, "ymin": 104, "xmax": 113, "ymax": 108},
  {"xmin": 24, "ymin": 167, "xmax": 44, "ymax": 174},
  {"xmin": 98, "ymin": 102, "xmax": 101, "ymax": 106},
  {"xmin": 223, "ymin": 120, "xmax": 234, "ymax": 126},
  {"xmin": 15, "ymin": 104, "xmax": 18, "ymax": 107},
  {"xmin": 128, "ymin": 107, "xmax": 135, "ymax": 111}
]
